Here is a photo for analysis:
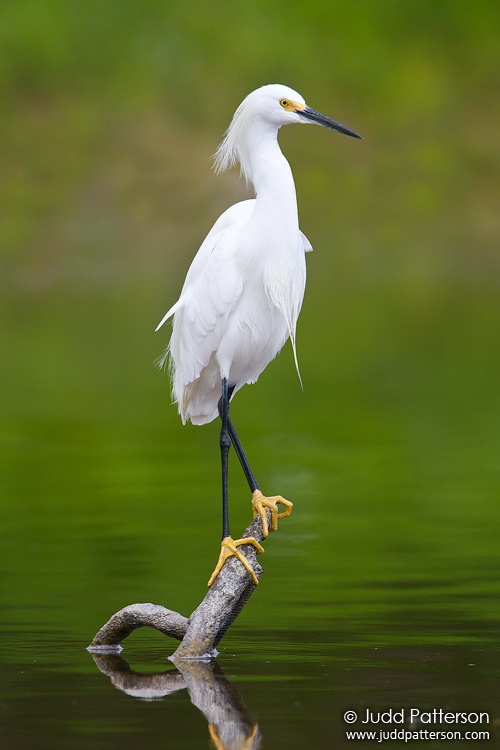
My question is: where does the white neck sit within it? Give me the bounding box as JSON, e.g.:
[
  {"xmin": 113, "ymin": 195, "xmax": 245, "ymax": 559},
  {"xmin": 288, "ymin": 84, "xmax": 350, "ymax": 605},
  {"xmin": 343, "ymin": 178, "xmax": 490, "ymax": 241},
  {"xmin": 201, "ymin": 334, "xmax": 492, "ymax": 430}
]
[{"xmin": 241, "ymin": 122, "xmax": 299, "ymax": 228}]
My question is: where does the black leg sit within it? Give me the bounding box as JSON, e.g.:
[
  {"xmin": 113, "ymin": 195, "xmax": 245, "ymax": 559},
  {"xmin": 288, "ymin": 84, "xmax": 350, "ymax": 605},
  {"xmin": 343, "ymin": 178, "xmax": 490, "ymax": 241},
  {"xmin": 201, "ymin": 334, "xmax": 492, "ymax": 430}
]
[
  {"xmin": 218, "ymin": 384, "xmax": 260, "ymax": 494},
  {"xmin": 219, "ymin": 378, "xmax": 231, "ymax": 541},
  {"xmin": 209, "ymin": 379, "xmax": 291, "ymax": 586},
  {"xmin": 227, "ymin": 417, "xmax": 259, "ymax": 494}
]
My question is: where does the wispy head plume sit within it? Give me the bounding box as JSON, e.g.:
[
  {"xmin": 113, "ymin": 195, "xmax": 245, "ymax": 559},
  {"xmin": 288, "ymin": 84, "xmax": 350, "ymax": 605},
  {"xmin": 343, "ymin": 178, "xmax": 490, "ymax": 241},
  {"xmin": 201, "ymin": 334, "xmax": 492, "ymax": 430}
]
[{"xmin": 213, "ymin": 98, "xmax": 252, "ymax": 184}]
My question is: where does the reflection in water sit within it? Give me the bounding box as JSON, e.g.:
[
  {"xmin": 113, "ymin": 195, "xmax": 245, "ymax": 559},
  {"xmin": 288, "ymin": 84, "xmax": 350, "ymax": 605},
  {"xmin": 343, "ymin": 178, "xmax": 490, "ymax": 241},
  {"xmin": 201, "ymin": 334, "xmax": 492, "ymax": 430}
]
[{"xmin": 90, "ymin": 653, "xmax": 261, "ymax": 749}]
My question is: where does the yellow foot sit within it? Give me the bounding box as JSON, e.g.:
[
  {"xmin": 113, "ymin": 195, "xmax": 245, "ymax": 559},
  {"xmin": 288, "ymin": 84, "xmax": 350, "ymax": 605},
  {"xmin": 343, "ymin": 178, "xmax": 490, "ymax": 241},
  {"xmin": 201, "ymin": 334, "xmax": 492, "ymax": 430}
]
[
  {"xmin": 252, "ymin": 489, "xmax": 293, "ymax": 537},
  {"xmin": 207, "ymin": 536, "xmax": 264, "ymax": 587}
]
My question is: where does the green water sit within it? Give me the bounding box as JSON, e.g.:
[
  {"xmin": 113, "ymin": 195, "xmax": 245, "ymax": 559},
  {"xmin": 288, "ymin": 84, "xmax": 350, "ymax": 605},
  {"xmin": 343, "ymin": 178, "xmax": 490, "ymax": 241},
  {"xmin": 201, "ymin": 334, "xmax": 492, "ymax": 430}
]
[
  {"xmin": 2, "ymin": 276, "xmax": 499, "ymax": 748},
  {"xmin": 2, "ymin": 1, "xmax": 500, "ymax": 747}
]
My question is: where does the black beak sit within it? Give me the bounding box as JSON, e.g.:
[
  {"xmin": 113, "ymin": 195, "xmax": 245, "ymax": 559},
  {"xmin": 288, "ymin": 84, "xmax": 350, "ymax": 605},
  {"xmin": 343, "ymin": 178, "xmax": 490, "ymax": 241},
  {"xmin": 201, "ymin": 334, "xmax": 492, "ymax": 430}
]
[{"xmin": 297, "ymin": 106, "xmax": 363, "ymax": 140}]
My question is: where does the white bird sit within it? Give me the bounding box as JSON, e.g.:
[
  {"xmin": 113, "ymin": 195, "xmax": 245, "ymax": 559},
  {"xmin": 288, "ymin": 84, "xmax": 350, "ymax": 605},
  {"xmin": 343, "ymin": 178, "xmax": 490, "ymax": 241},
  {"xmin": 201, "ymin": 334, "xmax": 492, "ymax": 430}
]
[{"xmin": 156, "ymin": 84, "xmax": 362, "ymax": 586}]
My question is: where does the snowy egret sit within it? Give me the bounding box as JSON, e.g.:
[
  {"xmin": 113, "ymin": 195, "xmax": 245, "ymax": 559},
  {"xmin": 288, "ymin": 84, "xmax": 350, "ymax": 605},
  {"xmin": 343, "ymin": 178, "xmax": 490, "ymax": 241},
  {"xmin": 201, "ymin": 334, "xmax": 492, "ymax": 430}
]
[{"xmin": 156, "ymin": 84, "xmax": 362, "ymax": 586}]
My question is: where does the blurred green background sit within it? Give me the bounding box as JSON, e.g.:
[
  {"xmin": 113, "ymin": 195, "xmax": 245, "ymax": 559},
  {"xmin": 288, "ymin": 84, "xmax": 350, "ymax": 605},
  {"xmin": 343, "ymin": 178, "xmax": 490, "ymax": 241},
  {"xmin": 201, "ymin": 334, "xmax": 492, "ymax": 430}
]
[
  {"xmin": 2, "ymin": 0, "xmax": 500, "ymax": 656},
  {"xmin": 2, "ymin": 1, "xmax": 500, "ymax": 747}
]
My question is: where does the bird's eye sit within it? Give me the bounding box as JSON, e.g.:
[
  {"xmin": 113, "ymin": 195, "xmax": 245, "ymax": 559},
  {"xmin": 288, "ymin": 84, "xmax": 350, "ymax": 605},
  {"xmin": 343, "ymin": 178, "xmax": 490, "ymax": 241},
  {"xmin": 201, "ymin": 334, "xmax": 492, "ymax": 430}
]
[{"xmin": 280, "ymin": 99, "xmax": 290, "ymax": 109}]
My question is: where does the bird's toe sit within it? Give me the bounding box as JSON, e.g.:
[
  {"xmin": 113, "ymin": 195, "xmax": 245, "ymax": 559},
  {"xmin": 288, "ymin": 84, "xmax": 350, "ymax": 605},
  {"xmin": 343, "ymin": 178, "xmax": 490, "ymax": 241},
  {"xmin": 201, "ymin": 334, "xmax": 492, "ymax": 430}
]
[{"xmin": 252, "ymin": 490, "xmax": 293, "ymax": 536}]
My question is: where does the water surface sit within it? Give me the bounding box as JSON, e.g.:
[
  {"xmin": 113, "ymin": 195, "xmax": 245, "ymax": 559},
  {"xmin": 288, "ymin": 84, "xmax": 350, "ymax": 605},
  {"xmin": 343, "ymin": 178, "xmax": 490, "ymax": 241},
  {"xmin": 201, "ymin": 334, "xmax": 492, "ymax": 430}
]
[{"xmin": 2, "ymin": 281, "xmax": 499, "ymax": 747}]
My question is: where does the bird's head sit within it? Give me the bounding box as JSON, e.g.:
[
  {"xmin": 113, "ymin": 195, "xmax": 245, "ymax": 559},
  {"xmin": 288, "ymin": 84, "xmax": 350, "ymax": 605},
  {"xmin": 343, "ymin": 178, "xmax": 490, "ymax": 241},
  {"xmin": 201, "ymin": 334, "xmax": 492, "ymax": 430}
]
[
  {"xmin": 214, "ymin": 84, "xmax": 362, "ymax": 180},
  {"xmin": 240, "ymin": 84, "xmax": 362, "ymax": 138}
]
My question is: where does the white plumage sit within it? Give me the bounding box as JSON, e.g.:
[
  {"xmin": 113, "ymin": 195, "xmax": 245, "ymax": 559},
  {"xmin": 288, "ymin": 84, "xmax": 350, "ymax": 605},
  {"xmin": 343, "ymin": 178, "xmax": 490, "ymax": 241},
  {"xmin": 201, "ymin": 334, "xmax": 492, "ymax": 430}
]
[
  {"xmin": 156, "ymin": 84, "xmax": 361, "ymax": 425},
  {"xmin": 155, "ymin": 84, "xmax": 361, "ymax": 587}
]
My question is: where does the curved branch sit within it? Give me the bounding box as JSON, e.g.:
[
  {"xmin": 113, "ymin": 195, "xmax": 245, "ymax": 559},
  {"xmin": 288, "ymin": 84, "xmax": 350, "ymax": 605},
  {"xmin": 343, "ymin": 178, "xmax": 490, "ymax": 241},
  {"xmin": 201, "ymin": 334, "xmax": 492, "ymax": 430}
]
[
  {"xmin": 88, "ymin": 508, "xmax": 274, "ymax": 657},
  {"xmin": 88, "ymin": 603, "xmax": 188, "ymax": 649},
  {"xmin": 171, "ymin": 510, "xmax": 269, "ymax": 659}
]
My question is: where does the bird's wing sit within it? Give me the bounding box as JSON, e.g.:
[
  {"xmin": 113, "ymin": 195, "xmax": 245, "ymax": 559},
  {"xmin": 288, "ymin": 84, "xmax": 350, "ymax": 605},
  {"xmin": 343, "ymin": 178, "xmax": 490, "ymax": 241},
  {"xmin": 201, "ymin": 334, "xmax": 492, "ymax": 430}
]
[
  {"xmin": 155, "ymin": 200, "xmax": 255, "ymax": 331},
  {"xmin": 300, "ymin": 230, "xmax": 313, "ymax": 252},
  {"xmin": 157, "ymin": 200, "xmax": 256, "ymax": 400}
]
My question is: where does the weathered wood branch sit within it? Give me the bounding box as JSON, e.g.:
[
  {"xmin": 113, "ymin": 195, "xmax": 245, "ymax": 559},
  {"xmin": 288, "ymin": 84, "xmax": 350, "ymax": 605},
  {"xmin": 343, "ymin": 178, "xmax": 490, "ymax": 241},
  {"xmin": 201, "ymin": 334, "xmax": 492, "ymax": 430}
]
[
  {"xmin": 88, "ymin": 509, "xmax": 273, "ymax": 658},
  {"xmin": 88, "ymin": 603, "xmax": 189, "ymax": 649}
]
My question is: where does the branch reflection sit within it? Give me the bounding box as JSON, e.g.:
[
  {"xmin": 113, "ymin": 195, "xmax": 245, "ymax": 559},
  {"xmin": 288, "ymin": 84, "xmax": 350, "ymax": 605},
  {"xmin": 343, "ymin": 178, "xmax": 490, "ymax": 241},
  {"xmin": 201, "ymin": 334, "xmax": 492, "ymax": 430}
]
[{"xmin": 90, "ymin": 653, "xmax": 261, "ymax": 749}]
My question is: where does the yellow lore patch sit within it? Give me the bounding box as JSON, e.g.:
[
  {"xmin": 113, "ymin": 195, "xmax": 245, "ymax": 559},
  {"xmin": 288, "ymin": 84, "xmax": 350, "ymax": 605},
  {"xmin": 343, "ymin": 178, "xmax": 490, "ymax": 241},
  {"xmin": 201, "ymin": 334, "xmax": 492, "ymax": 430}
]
[{"xmin": 280, "ymin": 98, "xmax": 306, "ymax": 112}]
